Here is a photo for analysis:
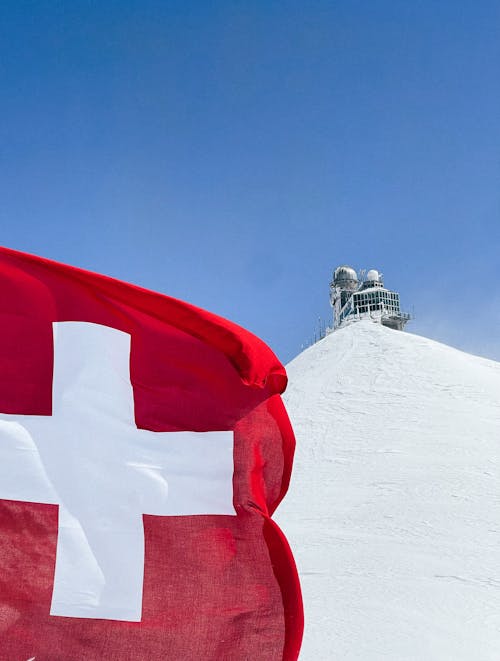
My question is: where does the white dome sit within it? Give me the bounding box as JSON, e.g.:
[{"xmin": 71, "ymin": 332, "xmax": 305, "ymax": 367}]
[{"xmin": 366, "ymin": 269, "xmax": 380, "ymax": 282}]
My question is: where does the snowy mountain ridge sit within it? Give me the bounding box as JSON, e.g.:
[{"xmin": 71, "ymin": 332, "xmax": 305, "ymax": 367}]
[{"xmin": 275, "ymin": 321, "xmax": 500, "ymax": 661}]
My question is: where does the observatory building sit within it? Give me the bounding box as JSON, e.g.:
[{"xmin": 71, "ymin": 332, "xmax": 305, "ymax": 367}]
[{"xmin": 330, "ymin": 266, "xmax": 411, "ymax": 331}]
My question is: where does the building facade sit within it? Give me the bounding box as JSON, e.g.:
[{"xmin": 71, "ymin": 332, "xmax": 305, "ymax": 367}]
[{"xmin": 330, "ymin": 266, "xmax": 411, "ymax": 331}]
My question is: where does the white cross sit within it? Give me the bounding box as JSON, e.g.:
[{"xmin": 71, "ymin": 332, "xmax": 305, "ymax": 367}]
[{"xmin": 0, "ymin": 322, "xmax": 235, "ymax": 622}]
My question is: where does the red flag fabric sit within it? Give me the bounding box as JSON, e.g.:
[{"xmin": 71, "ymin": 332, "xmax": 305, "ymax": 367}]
[{"xmin": 0, "ymin": 247, "xmax": 303, "ymax": 661}]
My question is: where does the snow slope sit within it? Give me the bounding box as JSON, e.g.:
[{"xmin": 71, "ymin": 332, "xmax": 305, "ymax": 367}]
[{"xmin": 275, "ymin": 321, "xmax": 500, "ymax": 661}]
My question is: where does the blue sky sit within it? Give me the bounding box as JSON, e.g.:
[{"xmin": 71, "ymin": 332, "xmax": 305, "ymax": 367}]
[{"xmin": 1, "ymin": 1, "xmax": 499, "ymax": 364}]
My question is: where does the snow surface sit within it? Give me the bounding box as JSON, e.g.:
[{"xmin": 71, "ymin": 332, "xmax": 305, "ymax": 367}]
[{"xmin": 275, "ymin": 321, "xmax": 500, "ymax": 660}]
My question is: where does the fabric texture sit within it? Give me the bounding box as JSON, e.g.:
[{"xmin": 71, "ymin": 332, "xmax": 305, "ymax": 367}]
[{"xmin": 0, "ymin": 246, "xmax": 303, "ymax": 661}]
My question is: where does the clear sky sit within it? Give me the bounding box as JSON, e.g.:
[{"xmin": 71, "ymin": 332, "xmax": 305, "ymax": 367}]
[{"xmin": 1, "ymin": 1, "xmax": 499, "ymax": 364}]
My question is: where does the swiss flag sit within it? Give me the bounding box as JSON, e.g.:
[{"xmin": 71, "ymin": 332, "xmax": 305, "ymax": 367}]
[{"xmin": 0, "ymin": 247, "xmax": 303, "ymax": 660}]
